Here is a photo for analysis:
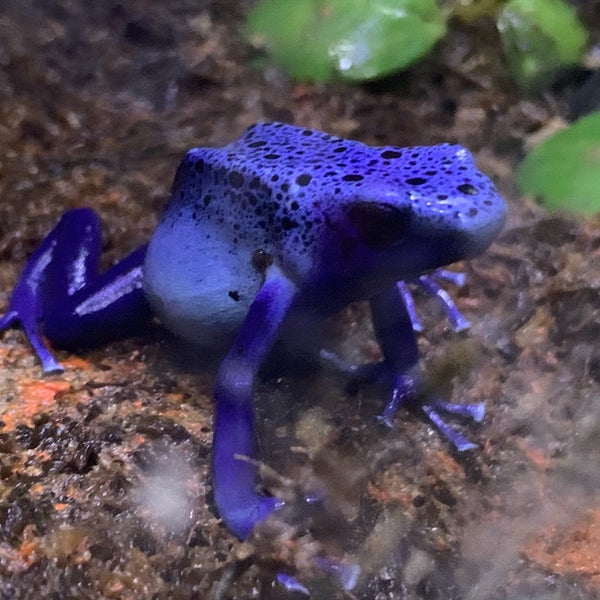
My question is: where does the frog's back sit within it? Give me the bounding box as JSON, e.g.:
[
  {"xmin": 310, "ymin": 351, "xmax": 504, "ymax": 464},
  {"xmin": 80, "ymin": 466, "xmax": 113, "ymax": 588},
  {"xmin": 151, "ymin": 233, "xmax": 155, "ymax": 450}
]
[
  {"xmin": 224, "ymin": 123, "xmax": 504, "ymax": 253},
  {"xmin": 219, "ymin": 123, "xmax": 505, "ymax": 285}
]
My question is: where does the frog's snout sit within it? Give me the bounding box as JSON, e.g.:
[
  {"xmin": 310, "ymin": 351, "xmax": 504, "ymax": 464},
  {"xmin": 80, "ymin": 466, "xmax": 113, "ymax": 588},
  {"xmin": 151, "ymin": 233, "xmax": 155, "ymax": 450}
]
[{"xmin": 457, "ymin": 188, "xmax": 506, "ymax": 258}]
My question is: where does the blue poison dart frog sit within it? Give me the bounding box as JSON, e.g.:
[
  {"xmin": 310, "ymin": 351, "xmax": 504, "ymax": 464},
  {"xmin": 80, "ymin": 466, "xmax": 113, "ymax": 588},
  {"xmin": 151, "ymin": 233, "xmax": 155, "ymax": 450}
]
[{"xmin": 0, "ymin": 122, "xmax": 505, "ymax": 590}]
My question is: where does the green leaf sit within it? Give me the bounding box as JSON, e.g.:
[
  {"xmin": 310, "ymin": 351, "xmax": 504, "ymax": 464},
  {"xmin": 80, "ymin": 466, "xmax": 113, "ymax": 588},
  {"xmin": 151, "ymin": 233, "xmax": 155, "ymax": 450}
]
[
  {"xmin": 246, "ymin": 0, "xmax": 446, "ymax": 83},
  {"xmin": 517, "ymin": 112, "xmax": 600, "ymax": 215},
  {"xmin": 497, "ymin": 0, "xmax": 588, "ymax": 91}
]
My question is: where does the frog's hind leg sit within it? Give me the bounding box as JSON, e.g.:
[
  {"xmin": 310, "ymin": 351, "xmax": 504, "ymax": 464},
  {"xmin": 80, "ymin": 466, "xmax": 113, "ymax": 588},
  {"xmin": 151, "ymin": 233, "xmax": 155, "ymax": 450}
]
[{"xmin": 0, "ymin": 208, "xmax": 151, "ymax": 373}]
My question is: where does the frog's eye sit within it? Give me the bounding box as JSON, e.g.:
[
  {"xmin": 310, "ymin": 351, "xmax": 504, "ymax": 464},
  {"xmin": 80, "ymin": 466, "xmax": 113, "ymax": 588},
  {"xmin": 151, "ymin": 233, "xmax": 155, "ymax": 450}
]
[{"xmin": 347, "ymin": 202, "xmax": 411, "ymax": 250}]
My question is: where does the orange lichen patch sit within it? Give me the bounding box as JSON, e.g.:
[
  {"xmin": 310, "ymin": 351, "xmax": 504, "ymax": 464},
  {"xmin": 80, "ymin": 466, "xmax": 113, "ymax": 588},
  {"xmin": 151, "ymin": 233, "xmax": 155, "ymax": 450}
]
[
  {"xmin": 20, "ymin": 380, "xmax": 70, "ymax": 405},
  {"xmin": 32, "ymin": 449, "xmax": 53, "ymax": 463},
  {"xmin": 53, "ymin": 503, "xmax": 70, "ymax": 512},
  {"xmin": 160, "ymin": 405, "xmax": 211, "ymax": 439},
  {"xmin": 165, "ymin": 392, "xmax": 185, "ymax": 404},
  {"xmin": 0, "ymin": 526, "xmax": 43, "ymax": 573},
  {"xmin": 517, "ymin": 439, "xmax": 552, "ymax": 471},
  {"xmin": 60, "ymin": 484, "xmax": 88, "ymax": 504},
  {"xmin": 104, "ymin": 186, "xmax": 129, "ymax": 205},
  {"xmin": 60, "ymin": 356, "xmax": 92, "ymax": 371},
  {"xmin": 0, "ymin": 544, "xmax": 33, "ymax": 573},
  {"xmin": 18, "ymin": 539, "xmax": 41, "ymax": 564},
  {"xmin": 132, "ymin": 433, "xmax": 146, "ymax": 446},
  {"xmin": 367, "ymin": 480, "xmax": 412, "ymax": 509},
  {"xmin": 41, "ymin": 526, "xmax": 90, "ymax": 564},
  {"xmin": 29, "ymin": 483, "xmax": 45, "ymax": 496},
  {"xmin": 524, "ymin": 509, "xmax": 600, "ymax": 588},
  {"xmin": 1, "ymin": 380, "xmax": 71, "ymax": 431},
  {"xmin": 514, "ymin": 306, "xmax": 553, "ymax": 349},
  {"xmin": 431, "ymin": 450, "xmax": 465, "ymax": 478}
]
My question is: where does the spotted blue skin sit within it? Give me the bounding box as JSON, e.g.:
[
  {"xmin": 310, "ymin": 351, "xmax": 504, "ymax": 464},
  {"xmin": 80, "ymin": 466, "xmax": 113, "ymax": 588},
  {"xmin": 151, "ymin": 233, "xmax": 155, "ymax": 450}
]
[
  {"xmin": 0, "ymin": 123, "xmax": 505, "ymax": 547},
  {"xmin": 145, "ymin": 122, "xmax": 503, "ymax": 343}
]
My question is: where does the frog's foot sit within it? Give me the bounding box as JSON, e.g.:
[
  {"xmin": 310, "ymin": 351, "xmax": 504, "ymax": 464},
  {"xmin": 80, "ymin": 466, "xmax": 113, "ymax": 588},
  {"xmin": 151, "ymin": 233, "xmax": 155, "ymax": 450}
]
[
  {"xmin": 0, "ymin": 209, "xmax": 89, "ymax": 374},
  {"xmin": 272, "ymin": 495, "xmax": 360, "ymax": 594},
  {"xmin": 213, "ymin": 268, "xmax": 300, "ymax": 540},
  {"xmin": 320, "ymin": 348, "xmax": 386, "ymax": 383},
  {"xmin": 276, "ymin": 558, "xmax": 360, "ymax": 595},
  {"xmin": 379, "ymin": 373, "xmax": 484, "ymax": 451},
  {"xmin": 0, "ymin": 306, "xmax": 63, "ymax": 374},
  {"xmin": 226, "ymin": 460, "xmax": 360, "ymax": 594},
  {"xmin": 0, "ymin": 208, "xmax": 149, "ymax": 375},
  {"xmin": 398, "ymin": 268, "xmax": 470, "ymax": 333},
  {"xmin": 420, "ymin": 401, "xmax": 484, "ymax": 452},
  {"xmin": 321, "ymin": 352, "xmax": 483, "ymax": 451},
  {"xmin": 314, "ymin": 556, "xmax": 360, "ymax": 591},
  {"xmin": 276, "ymin": 573, "xmax": 310, "ymax": 595}
]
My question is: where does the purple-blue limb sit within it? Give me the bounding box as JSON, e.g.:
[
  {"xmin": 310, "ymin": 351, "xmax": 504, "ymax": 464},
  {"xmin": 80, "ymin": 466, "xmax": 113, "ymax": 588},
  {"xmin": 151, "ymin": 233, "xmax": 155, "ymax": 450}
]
[
  {"xmin": 0, "ymin": 208, "xmax": 151, "ymax": 373},
  {"xmin": 371, "ymin": 284, "xmax": 482, "ymax": 451},
  {"xmin": 397, "ymin": 268, "xmax": 470, "ymax": 334},
  {"xmin": 433, "ymin": 268, "xmax": 466, "ymax": 287},
  {"xmin": 276, "ymin": 573, "xmax": 310, "ymax": 595},
  {"xmin": 314, "ymin": 556, "xmax": 361, "ymax": 591},
  {"xmin": 396, "ymin": 280, "xmax": 423, "ymax": 332},
  {"xmin": 212, "ymin": 266, "xmax": 297, "ymax": 539},
  {"xmin": 213, "ymin": 272, "xmax": 363, "ymax": 592},
  {"xmin": 431, "ymin": 399, "xmax": 485, "ymax": 423},
  {"xmin": 377, "ymin": 372, "xmax": 418, "ymax": 428},
  {"xmin": 421, "ymin": 405, "xmax": 477, "ymax": 452},
  {"xmin": 320, "ymin": 349, "xmax": 388, "ymax": 382},
  {"xmin": 417, "ymin": 275, "xmax": 470, "ymax": 332},
  {"xmin": 275, "ymin": 557, "xmax": 360, "ymax": 595}
]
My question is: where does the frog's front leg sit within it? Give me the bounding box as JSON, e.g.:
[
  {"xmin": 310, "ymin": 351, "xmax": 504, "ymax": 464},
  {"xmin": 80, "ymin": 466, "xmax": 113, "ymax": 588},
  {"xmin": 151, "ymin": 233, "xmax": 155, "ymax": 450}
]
[
  {"xmin": 370, "ymin": 285, "xmax": 483, "ymax": 452},
  {"xmin": 213, "ymin": 265, "xmax": 298, "ymax": 539},
  {"xmin": 0, "ymin": 208, "xmax": 152, "ymax": 372}
]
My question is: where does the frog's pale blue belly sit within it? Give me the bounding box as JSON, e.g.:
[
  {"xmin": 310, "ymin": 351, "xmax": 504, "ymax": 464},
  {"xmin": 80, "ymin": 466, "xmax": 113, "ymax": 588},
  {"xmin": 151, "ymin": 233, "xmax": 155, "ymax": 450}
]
[{"xmin": 143, "ymin": 219, "xmax": 263, "ymax": 347}]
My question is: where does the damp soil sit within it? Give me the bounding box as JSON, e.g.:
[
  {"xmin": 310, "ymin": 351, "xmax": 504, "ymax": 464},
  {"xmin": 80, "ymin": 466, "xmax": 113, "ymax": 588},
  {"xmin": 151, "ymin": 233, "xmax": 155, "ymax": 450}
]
[{"xmin": 1, "ymin": 2, "xmax": 600, "ymax": 599}]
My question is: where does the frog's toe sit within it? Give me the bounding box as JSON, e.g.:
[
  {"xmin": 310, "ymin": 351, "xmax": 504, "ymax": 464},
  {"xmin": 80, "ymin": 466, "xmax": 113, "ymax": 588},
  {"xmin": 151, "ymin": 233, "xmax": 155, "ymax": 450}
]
[
  {"xmin": 430, "ymin": 399, "xmax": 485, "ymax": 422},
  {"xmin": 314, "ymin": 556, "xmax": 360, "ymax": 590},
  {"xmin": 399, "ymin": 268, "xmax": 471, "ymax": 333},
  {"xmin": 379, "ymin": 372, "xmax": 418, "ymax": 424},
  {"xmin": 320, "ymin": 349, "xmax": 386, "ymax": 383},
  {"xmin": 221, "ymin": 493, "xmax": 284, "ymax": 540},
  {"xmin": 421, "ymin": 402, "xmax": 482, "ymax": 452},
  {"xmin": 0, "ymin": 310, "xmax": 17, "ymax": 332},
  {"xmin": 0, "ymin": 310, "xmax": 63, "ymax": 374},
  {"xmin": 276, "ymin": 573, "xmax": 310, "ymax": 595},
  {"xmin": 417, "ymin": 273, "xmax": 471, "ymax": 332},
  {"xmin": 276, "ymin": 557, "xmax": 359, "ymax": 595}
]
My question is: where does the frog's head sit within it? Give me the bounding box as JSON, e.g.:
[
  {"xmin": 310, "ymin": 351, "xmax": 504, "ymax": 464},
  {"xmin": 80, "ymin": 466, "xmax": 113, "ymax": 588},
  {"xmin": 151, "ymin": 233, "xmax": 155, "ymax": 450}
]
[{"xmin": 320, "ymin": 143, "xmax": 506, "ymax": 286}]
